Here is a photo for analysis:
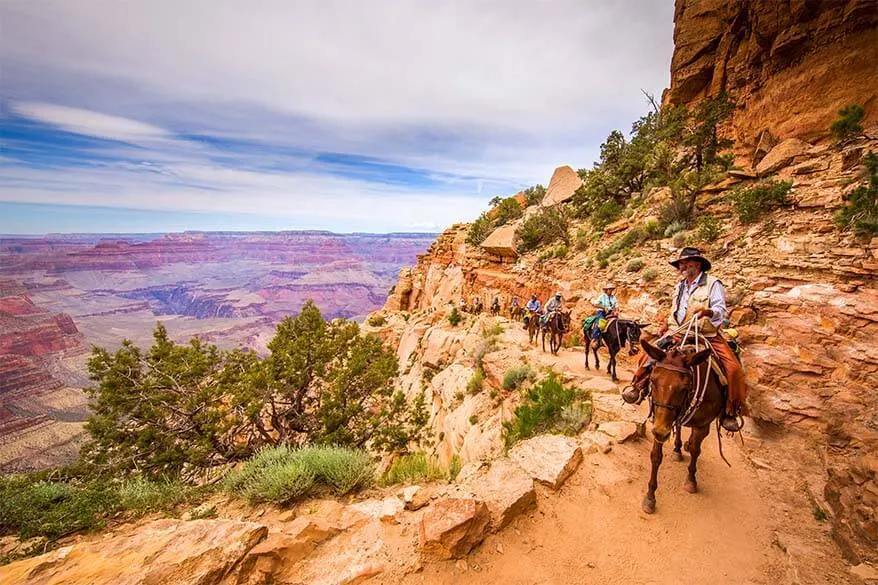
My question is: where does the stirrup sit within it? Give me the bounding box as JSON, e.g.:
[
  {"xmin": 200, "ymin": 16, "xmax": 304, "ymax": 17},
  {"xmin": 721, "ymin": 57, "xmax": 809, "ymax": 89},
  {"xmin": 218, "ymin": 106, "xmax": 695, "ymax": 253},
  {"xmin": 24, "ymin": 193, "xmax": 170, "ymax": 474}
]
[
  {"xmin": 621, "ymin": 384, "xmax": 643, "ymax": 405},
  {"xmin": 720, "ymin": 413, "xmax": 744, "ymax": 433}
]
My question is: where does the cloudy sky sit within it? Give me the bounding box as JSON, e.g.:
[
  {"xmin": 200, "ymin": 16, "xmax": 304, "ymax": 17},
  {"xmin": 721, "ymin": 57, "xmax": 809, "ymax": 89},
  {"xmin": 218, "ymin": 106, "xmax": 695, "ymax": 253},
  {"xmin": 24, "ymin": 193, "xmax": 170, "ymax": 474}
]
[{"xmin": 0, "ymin": 0, "xmax": 674, "ymax": 234}]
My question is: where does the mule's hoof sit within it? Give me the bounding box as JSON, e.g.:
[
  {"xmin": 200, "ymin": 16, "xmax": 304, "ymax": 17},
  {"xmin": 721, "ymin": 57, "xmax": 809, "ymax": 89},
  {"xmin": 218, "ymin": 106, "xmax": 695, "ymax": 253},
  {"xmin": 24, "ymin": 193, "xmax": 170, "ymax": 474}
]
[
  {"xmin": 641, "ymin": 497, "xmax": 656, "ymax": 514},
  {"xmin": 673, "ymin": 451, "xmax": 684, "ymax": 462},
  {"xmin": 683, "ymin": 481, "xmax": 698, "ymax": 494}
]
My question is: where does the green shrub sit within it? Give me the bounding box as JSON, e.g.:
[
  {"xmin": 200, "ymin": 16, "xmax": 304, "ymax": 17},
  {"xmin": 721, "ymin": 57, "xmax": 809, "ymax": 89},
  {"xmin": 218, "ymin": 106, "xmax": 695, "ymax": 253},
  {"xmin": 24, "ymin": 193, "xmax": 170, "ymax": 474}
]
[
  {"xmin": 522, "ymin": 184, "xmax": 547, "ymax": 206},
  {"xmin": 382, "ymin": 452, "xmax": 445, "ymax": 485},
  {"xmin": 367, "ymin": 314, "xmax": 387, "ymax": 327},
  {"xmin": 554, "ymin": 244, "xmax": 569, "ymax": 258},
  {"xmin": 835, "ymin": 151, "xmax": 878, "ymax": 236},
  {"xmin": 0, "ymin": 475, "xmax": 121, "ymax": 540},
  {"xmin": 454, "ymin": 390, "xmax": 465, "ymax": 402},
  {"xmin": 659, "ymin": 190, "xmax": 693, "ymax": 226},
  {"xmin": 695, "ymin": 215, "xmax": 724, "ymax": 241},
  {"xmin": 729, "ymin": 179, "xmax": 792, "ymax": 223},
  {"xmin": 663, "ymin": 220, "xmax": 686, "ymax": 237},
  {"xmin": 625, "ymin": 258, "xmax": 645, "ymax": 272},
  {"xmin": 643, "ymin": 220, "xmax": 663, "ymax": 240},
  {"xmin": 595, "ymin": 228, "xmax": 645, "ymax": 262},
  {"xmin": 466, "ymin": 213, "xmax": 493, "ymax": 246},
  {"xmin": 831, "ymin": 104, "xmax": 865, "ymax": 143},
  {"xmin": 448, "ymin": 307, "xmax": 462, "ymax": 326},
  {"xmin": 502, "ymin": 365, "xmax": 534, "ymax": 390},
  {"xmin": 598, "ymin": 258, "xmax": 609, "ymax": 269},
  {"xmin": 294, "ymin": 446, "xmax": 375, "ymax": 496},
  {"xmin": 117, "ymin": 478, "xmax": 187, "ymax": 513},
  {"xmin": 469, "ymin": 415, "xmax": 479, "ymax": 425},
  {"xmin": 467, "ymin": 368, "xmax": 484, "ymax": 395},
  {"xmin": 516, "ymin": 207, "xmax": 570, "ymax": 253},
  {"xmin": 591, "ymin": 199, "xmax": 623, "ymax": 230},
  {"xmin": 557, "ymin": 402, "xmax": 593, "ymax": 435},
  {"xmin": 448, "ymin": 455, "xmax": 463, "ymax": 481},
  {"xmin": 503, "ymin": 373, "xmax": 591, "ymax": 447},
  {"xmin": 224, "ymin": 445, "xmax": 374, "ymax": 503},
  {"xmin": 641, "ymin": 268, "xmax": 659, "ymax": 282},
  {"xmin": 484, "ymin": 323, "xmax": 503, "ymax": 337},
  {"xmin": 672, "ymin": 232, "xmax": 687, "ymax": 248}
]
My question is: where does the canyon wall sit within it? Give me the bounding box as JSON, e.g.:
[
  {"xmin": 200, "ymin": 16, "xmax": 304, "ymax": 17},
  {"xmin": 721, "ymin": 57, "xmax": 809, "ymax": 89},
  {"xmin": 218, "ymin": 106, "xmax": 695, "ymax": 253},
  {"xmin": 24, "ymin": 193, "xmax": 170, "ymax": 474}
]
[{"xmin": 666, "ymin": 0, "xmax": 878, "ymax": 156}]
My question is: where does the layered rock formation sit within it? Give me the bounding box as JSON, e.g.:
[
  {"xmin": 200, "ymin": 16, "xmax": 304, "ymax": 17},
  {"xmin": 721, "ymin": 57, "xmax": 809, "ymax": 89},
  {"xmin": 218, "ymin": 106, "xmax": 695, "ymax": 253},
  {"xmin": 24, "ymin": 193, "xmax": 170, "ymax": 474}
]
[{"xmin": 666, "ymin": 0, "xmax": 878, "ymax": 154}]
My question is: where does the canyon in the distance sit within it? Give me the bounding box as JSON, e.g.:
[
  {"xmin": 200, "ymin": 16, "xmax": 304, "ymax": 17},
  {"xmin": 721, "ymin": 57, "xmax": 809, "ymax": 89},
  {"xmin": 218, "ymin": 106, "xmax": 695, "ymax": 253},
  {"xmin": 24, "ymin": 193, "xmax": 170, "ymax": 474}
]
[{"xmin": 0, "ymin": 231, "xmax": 435, "ymax": 472}]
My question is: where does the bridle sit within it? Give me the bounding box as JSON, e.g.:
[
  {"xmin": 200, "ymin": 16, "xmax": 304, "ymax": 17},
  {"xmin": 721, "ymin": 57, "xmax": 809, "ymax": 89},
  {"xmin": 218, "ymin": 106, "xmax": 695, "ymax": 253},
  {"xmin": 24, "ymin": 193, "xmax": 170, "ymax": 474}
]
[{"xmin": 648, "ymin": 362, "xmax": 692, "ymax": 417}]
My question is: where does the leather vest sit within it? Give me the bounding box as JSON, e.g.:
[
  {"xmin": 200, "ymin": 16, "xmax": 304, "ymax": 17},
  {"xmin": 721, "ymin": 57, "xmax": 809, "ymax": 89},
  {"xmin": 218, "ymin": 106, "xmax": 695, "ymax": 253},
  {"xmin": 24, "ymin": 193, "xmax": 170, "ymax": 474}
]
[{"xmin": 669, "ymin": 273, "xmax": 722, "ymax": 337}]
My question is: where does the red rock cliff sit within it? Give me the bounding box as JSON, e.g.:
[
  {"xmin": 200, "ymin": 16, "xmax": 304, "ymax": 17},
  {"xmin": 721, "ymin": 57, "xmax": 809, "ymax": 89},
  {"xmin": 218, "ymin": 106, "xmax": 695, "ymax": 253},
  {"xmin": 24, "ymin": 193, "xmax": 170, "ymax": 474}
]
[{"xmin": 666, "ymin": 0, "xmax": 878, "ymax": 152}]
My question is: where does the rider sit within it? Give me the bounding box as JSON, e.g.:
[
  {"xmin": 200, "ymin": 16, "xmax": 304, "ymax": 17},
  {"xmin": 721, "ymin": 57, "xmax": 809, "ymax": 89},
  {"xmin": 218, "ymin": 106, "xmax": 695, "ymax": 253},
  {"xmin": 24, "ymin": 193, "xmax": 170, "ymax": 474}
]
[
  {"xmin": 542, "ymin": 292, "xmax": 563, "ymax": 326},
  {"xmin": 525, "ymin": 294, "xmax": 541, "ymax": 326},
  {"xmin": 589, "ymin": 283, "xmax": 619, "ymax": 340},
  {"xmin": 624, "ymin": 247, "xmax": 746, "ymax": 432},
  {"xmin": 510, "ymin": 296, "xmax": 520, "ymax": 313}
]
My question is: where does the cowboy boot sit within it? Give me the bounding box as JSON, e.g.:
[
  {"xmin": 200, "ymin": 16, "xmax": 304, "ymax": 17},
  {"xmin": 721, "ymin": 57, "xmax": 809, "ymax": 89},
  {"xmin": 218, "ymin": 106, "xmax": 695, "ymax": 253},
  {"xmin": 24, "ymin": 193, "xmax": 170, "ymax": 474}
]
[{"xmin": 720, "ymin": 408, "xmax": 743, "ymax": 432}]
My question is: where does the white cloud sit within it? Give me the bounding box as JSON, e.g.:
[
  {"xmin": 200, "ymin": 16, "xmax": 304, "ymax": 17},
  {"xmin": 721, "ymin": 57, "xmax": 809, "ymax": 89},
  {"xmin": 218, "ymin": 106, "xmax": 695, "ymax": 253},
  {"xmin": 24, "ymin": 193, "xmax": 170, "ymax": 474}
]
[{"xmin": 10, "ymin": 102, "xmax": 169, "ymax": 143}]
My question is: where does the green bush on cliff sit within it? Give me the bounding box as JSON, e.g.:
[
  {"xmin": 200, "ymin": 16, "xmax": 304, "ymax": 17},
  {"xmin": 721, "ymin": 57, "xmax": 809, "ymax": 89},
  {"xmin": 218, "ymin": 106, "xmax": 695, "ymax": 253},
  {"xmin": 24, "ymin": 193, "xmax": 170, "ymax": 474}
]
[
  {"xmin": 83, "ymin": 301, "xmax": 426, "ymax": 477},
  {"xmin": 503, "ymin": 372, "xmax": 591, "ymax": 447},
  {"xmin": 466, "ymin": 212, "xmax": 493, "ymax": 245},
  {"xmin": 830, "ymin": 104, "xmax": 865, "ymax": 143},
  {"xmin": 224, "ymin": 445, "xmax": 375, "ymax": 503},
  {"xmin": 516, "ymin": 206, "xmax": 570, "ymax": 253},
  {"xmin": 729, "ymin": 179, "xmax": 792, "ymax": 223},
  {"xmin": 381, "ymin": 452, "xmax": 446, "ymax": 485},
  {"xmin": 522, "ymin": 184, "xmax": 547, "ymax": 206},
  {"xmin": 835, "ymin": 151, "xmax": 878, "ymax": 236}
]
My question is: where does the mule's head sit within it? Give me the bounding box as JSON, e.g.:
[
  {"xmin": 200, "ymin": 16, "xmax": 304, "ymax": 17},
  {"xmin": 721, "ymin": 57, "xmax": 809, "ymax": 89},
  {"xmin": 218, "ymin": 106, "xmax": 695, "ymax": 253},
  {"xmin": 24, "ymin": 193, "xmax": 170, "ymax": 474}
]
[
  {"xmin": 641, "ymin": 339, "xmax": 711, "ymax": 442},
  {"xmin": 626, "ymin": 322, "xmax": 646, "ymax": 355}
]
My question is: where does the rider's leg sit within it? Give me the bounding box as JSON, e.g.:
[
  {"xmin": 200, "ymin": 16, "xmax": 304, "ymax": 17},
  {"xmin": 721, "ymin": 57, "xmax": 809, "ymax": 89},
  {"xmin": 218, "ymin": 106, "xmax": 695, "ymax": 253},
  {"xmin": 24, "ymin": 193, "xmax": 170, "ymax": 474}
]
[{"xmin": 708, "ymin": 335, "xmax": 746, "ymax": 431}]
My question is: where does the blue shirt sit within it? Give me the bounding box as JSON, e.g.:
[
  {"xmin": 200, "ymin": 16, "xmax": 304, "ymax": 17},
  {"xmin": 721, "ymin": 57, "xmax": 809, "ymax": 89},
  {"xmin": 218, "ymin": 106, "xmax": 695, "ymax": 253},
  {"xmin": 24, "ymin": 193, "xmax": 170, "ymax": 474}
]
[
  {"xmin": 526, "ymin": 299, "xmax": 541, "ymax": 312},
  {"xmin": 596, "ymin": 293, "xmax": 618, "ymax": 312}
]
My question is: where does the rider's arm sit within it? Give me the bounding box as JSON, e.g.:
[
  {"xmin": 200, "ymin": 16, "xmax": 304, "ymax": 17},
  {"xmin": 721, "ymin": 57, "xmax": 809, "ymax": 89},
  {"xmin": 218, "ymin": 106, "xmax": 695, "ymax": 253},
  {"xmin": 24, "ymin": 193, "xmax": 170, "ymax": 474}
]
[{"xmin": 707, "ymin": 280, "xmax": 728, "ymax": 327}]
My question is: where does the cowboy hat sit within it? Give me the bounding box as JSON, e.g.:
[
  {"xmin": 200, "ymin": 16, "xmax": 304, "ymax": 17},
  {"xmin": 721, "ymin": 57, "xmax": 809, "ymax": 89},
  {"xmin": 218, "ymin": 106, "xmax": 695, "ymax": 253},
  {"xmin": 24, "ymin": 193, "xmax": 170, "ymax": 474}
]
[
  {"xmin": 669, "ymin": 247, "xmax": 711, "ymax": 272},
  {"xmin": 554, "ymin": 291, "xmax": 562, "ymax": 297},
  {"xmin": 602, "ymin": 282, "xmax": 616, "ymax": 290}
]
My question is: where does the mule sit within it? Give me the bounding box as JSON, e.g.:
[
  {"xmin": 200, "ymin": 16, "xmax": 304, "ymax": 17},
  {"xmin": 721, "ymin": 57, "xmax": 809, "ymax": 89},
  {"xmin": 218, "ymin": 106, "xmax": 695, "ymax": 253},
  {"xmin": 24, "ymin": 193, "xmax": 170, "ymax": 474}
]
[
  {"xmin": 509, "ymin": 305, "xmax": 523, "ymax": 321},
  {"xmin": 541, "ymin": 310, "xmax": 571, "ymax": 354},
  {"xmin": 583, "ymin": 318, "xmax": 646, "ymax": 381},
  {"xmin": 490, "ymin": 299, "xmax": 501, "ymax": 316},
  {"xmin": 638, "ymin": 339, "xmax": 727, "ymax": 515},
  {"xmin": 525, "ymin": 310, "xmax": 540, "ymax": 344}
]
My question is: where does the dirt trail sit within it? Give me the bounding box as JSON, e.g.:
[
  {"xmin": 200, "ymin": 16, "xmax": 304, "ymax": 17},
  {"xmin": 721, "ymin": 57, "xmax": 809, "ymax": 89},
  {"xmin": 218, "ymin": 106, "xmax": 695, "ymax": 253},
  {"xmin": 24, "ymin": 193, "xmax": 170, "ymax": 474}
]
[{"xmin": 382, "ymin": 347, "xmax": 857, "ymax": 585}]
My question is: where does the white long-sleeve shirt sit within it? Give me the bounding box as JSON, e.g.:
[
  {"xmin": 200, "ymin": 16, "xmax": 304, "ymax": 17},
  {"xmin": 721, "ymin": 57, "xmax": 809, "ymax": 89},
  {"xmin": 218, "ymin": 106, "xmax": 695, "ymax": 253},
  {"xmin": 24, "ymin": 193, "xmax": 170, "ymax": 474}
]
[{"xmin": 673, "ymin": 273, "xmax": 727, "ymax": 327}]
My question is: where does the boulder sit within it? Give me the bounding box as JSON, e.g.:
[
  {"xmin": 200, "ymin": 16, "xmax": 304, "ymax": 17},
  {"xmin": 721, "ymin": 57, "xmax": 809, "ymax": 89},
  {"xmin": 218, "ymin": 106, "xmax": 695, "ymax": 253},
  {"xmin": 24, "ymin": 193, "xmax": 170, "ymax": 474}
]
[
  {"xmin": 597, "ymin": 421, "xmax": 640, "ymax": 443},
  {"xmin": 755, "ymin": 138, "xmax": 812, "ymax": 176},
  {"xmin": 581, "ymin": 431, "xmax": 613, "ymax": 454},
  {"xmin": 541, "ymin": 166, "xmax": 583, "ymax": 206},
  {"xmin": 402, "ymin": 485, "xmax": 431, "ymax": 511},
  {"xmin": 418, "ymin": 498, "xmax": 491, "ymax": 560},
  {"xmin": 480, "ymin": 223, "xmax": 518, "ymax": 258},
  {"xmin": 462, "ymin": 458, "xmax": 536, "ymax": 530},
  {"xmin": 507, "ymin": 434, "xmax": 583, "ymax": 489},
  {"xmin": 233, "ymin": 518, "xmax": 339, "ymax": 583},
  {"xmin": 0, "ymin": 519, "xmax": 267, "ymax": 585}
]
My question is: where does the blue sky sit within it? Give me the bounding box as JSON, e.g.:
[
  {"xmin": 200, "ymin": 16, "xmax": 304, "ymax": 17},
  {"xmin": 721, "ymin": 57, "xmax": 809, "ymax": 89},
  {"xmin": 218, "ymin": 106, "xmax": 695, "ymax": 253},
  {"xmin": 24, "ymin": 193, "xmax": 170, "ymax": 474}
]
[{"xmin": 0, "ymin": 0, "xmax": 674, "ymax": 234}]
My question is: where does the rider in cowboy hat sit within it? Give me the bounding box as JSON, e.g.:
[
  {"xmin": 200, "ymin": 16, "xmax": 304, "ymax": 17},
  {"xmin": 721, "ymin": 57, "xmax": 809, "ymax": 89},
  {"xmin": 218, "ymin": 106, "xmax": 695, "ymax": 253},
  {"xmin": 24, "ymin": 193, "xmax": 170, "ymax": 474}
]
[
  {"xmin": 588, "ymin": 283, "xmax": 618, "ymax": 340},
  {"xmin": 624, "ymin": 247, "xmax": 746, "ymax": 432}
]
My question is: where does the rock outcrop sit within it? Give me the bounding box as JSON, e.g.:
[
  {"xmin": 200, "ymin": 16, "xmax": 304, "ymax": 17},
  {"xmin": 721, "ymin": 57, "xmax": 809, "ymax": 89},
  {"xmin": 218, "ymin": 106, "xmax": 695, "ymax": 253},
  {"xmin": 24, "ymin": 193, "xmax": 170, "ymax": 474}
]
[
  {"xmin": 666, "ymin": 0, "xmax": 878, "ymax": 153},
  {"xmin": 541, "ymin": 166, "xmax": 583, "ymax": 207}
]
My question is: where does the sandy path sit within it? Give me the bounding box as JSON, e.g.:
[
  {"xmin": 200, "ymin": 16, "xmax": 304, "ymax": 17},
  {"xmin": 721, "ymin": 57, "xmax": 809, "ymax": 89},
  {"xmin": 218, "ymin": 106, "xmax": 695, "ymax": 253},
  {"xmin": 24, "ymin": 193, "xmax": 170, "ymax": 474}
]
[{"xmin": 380, "ymin": 344, "xmax": 855, "ymax": 585}]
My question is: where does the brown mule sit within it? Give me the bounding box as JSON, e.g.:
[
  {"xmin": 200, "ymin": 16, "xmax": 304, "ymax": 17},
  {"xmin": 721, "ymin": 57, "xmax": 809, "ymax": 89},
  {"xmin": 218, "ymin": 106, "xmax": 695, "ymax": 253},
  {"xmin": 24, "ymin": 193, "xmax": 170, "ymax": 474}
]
[
  {"xmin": 525, "ymin": 311, "xmax": 540, "ymax": 345},
  {"xmin": 541, "ymin": 310, "xmax": 570, "ymax": 354},
  {"xmin": 639, "ymin": 339, "xmax": 726, "ymax": 515}
]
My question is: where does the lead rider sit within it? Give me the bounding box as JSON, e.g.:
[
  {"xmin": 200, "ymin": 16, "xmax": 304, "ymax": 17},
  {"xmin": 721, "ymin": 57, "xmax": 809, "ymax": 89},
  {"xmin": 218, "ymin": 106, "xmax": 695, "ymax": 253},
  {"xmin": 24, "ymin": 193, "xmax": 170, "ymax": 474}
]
[{"xmin": 624, "ymin": 247, "xmax": 746, "ymax": 432}]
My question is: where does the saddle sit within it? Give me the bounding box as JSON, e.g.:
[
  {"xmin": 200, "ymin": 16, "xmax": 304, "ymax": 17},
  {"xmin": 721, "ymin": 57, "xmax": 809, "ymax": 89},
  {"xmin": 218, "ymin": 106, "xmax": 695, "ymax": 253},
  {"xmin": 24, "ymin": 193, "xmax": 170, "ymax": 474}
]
[{"xmin": 678, "ymin": 342, "xmax": 730, "ymax": 387}]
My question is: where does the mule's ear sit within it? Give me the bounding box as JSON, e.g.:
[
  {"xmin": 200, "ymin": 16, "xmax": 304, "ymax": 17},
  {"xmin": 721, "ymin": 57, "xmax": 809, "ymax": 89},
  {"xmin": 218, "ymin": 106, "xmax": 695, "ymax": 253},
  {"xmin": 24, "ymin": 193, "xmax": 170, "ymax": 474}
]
[
  {"xmin": 683, "ymin": 348, "xmax": 712, "ymax": 368},
  {"xmin": 641, "ymin": 339, "xmax": 666, "ymax": 361}
]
